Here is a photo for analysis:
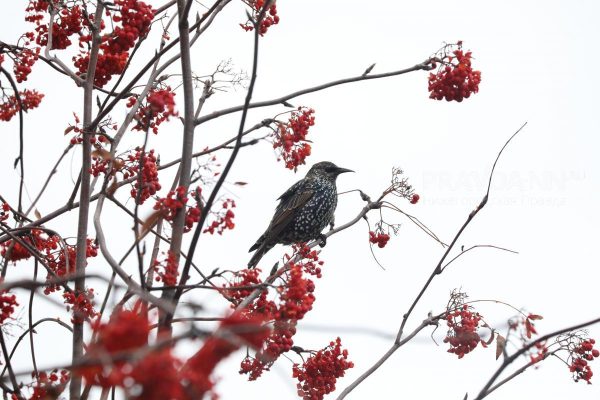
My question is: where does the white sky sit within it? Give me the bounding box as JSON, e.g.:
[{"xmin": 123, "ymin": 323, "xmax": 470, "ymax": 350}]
[{"xmin": 1, "ymin": 0, "xmax": 600, "ymax": 399}]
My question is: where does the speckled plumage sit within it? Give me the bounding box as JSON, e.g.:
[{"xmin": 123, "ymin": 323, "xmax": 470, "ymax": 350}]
[{"xmin": 248, "ymin": 161, "xmax": 352, "ymax": 268}]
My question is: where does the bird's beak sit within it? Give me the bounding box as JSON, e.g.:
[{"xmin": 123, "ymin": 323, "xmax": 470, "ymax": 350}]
[{"xmin": 335, "ymin": 167, "xmax": 354, "ymax": 175}]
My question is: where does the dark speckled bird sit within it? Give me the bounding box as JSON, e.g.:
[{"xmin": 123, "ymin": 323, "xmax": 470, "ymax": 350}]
[{"xmin": 248, "ymin": 161, "xmax": 353, "ymax": 268}]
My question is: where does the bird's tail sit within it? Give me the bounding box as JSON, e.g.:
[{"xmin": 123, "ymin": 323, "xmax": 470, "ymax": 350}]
[{"xmin": 248, "ymin": 239, "xmax": 273, "ymax": 269}]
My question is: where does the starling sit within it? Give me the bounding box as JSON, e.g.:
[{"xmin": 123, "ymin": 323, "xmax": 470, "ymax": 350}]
[{"xmin": 248, "ymin": 161, "xmax": 353, "ymax": 268}]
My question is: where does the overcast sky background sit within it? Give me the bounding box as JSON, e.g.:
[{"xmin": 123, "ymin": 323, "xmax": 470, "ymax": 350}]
[{"xmin": 2, "ymin": 0, "xmax": 600, "ymax": 399}]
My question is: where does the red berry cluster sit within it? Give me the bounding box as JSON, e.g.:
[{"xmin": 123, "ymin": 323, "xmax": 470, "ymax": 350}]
[
  {"xmin": 1, "ymin": 238, "xmax": 34, "ymax": 262},
  {"xmin": 239, "ymin": 321, "xmax": 296, "ymax": 381},
  {"xmin": 74, "ymin": 52, "xmax": 128, "ymax": 88},
  {"xmin": 13, "ymin": 48, "xmax": 40, "ymax": 83},
  {"xmin": 287, "ymin": 243, "xmax": 324, "ymax": 278},
  {"xmin": 154, "ymin": 186, "xmax": 188, "ymax": 221},
  {"xmin": 275, "ymin": 265, "xmax": 315, "ymax": 321},
  {"xmin": 222, "ymin": 268, "xmax": 265, "ymax": 305},
  {"xmin": 444, "ymin": 304, "xmax": 486, "ymax": 359},
  {"xmin": 182, "ymin": 313, "xmax": 269, "ymax": 397},
  {"xmin": 204, "ymin": 199, "xmax": 236, "ymax": 235},
  {"xmin": 63, "ymin": 288, "xmax": 97, "ymax": 323},
  {"xmin": 106, "ymin": 0, "xmax": 154, "ymax": 53},
  {"xmin": 80, "ymin": 307, "xmax": 150, "ymax": 387},
  {"xmin": 369, "ymin": 231, "xmax": 390, "ymax": 248},
  {"xmin": 154, "ymin": 186, "xmax": 202, "ymax": 232},
  {"xmin": 410, "ymin": 193, "xmax": 420, "ymax": 204},
  {"xmin": 23, "ymin": 369, "xmax": 69, "ymax": 400},
  {"xmin": 0, "ymin": 202, "xmax": 10, "ymax": 222},
  {"xmin": 0, "ymin": 229, "xmax": 57, "ymax": 264},
  {"xmin": 128, "ymin": 149, "xmax": 161, "ymax": 204},
  {"xmin": 65, "ymin": 113, "xmax": 110, "ymax": 145},
  {"xmin": 428, "ymin": 44, "xmax": 482, "ymax": 102},
  {"xmin": 0, "ymin": 89, "xmax": 44, "ymax": 122},
  {"xmin": 128, "ymin": 349, "xmax": 184, "ymax": 400},
  {"xmin": 25, "ymin": 1, "xmax": 82, "ymax": 49},
  {"xmin": 0, "ymin": 288, "xmax": 18, "ymax": 325},
  {"xmin": 292, "ymin": 338, "xmax": 354, "ymax": 400},
  {"xmin": 273, "ymin": 107, "xmax": 315, "ymax": 171},
  {"xmin": 185, "ymin": 187, "xmax": 203, "ymax": 232},
  {"xmin": 79, "ymin": 311, "xmax": 268, "ymax": 399},
  {"xmin": 44, "ymin": 238, "xmax": 98, "ymax": 294},
  {"xmin": 236, "ymin": 265, "xmax": 316, "ymax": 380},
  {"xmin": 73, "ymin": 0, "xmax": 154, "ymax": 87},
  {"xmin": 24, "ymin": 0, "xmax": 49, "ymax": 24},
  {"xmin": 240, "ymin": 0, "xmax": 280, "ymax": 35},
  {"xmin": 31, "ymin": 5, "xmax": 83, "ymax": 50},
  {"xmin": 153, "ymin": 251, "xmax": 179, "ymax": 287},
  {"xmin": 569, "ymin": 338, "xmax": 599, "ymax": 384},
  {"xmin": 529, "ymin": 341, "xmax": 548, "ymax": 364},
  {"xmin": 127, "ymin": 87, "xmax": 178, "ymax": 134}
]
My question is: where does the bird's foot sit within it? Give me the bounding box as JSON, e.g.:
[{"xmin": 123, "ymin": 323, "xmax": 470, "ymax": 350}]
[{"xmin": 318, "ymin": 234, "xmax": 327, "ymax": 248}]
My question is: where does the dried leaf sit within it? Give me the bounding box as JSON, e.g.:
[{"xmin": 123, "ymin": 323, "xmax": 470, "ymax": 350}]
[
  {"xmin": 34, "ymin": 209, "xmax": 42, "ymax": 220},
  {"xmin": 527, "ymin": 314, "xmax": 543, "ymax": 320},
  {"xmin": 484, "ymin": 328, "xmax": 496, "ymax": 345},
  {"xmin": 112, "ymin": 157, "xmax": 125, "ymax": 171},
  {"xmin": 495, "ymin": 334, "xmax": 506, "ymax": 360},
  {"xmin": 525, "ymin": 319, "xmax": 533, "ymax": 339},
  {"xmin": 107, "ymin": 178, "xmax": 119, "ymax": 196},
  {"xmin": 64, "ymin": 126, "xmax": 75, "ymax": 135},
  {"xmin": 138, "ymin": 210, "xmax": 163, "ymax": 240},
  {"xmin": 234, "ymin": 181, "xmax": 248, "ymax": 186},
  {"xmin": 91, "ymin": 148, "xmax": 112, "ymax": 161}
]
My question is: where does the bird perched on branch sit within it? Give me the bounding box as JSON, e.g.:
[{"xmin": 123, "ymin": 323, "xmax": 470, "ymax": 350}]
[{"xmin": 248, "ymin": 161, "xmax": 353, "ymax": 268}]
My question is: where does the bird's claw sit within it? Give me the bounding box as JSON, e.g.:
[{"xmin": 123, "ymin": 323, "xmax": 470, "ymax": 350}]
[{"xmin": 318, "ymin": 234, "xmax": 327, "ymax": 248}]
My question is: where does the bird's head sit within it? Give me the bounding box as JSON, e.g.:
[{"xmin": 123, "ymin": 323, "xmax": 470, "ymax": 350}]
[{"xmin": 306, "ymin": 161, "xmax": 353, "ymax": 180}]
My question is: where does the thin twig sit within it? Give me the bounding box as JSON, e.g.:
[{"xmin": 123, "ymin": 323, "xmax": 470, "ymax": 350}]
[
  {"xmin": 337, "ymin": 123, "xmax": 527, "ymax": 399},
  {"xmin": 0, "ymin": 68, "xmax": 25, "ymax": 216},
  {"xmin": 194, "ymin": 61, "xmax": 434, "ymax": 126},
  {"xmin": 473, "ymin": 316, "xmax": 600, "ymax": 400}
]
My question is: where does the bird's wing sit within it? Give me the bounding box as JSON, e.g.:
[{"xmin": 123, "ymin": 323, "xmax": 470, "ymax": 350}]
[{"xmin": 264, "ymin": 182, "xmax": 314, "ymax": 240}]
